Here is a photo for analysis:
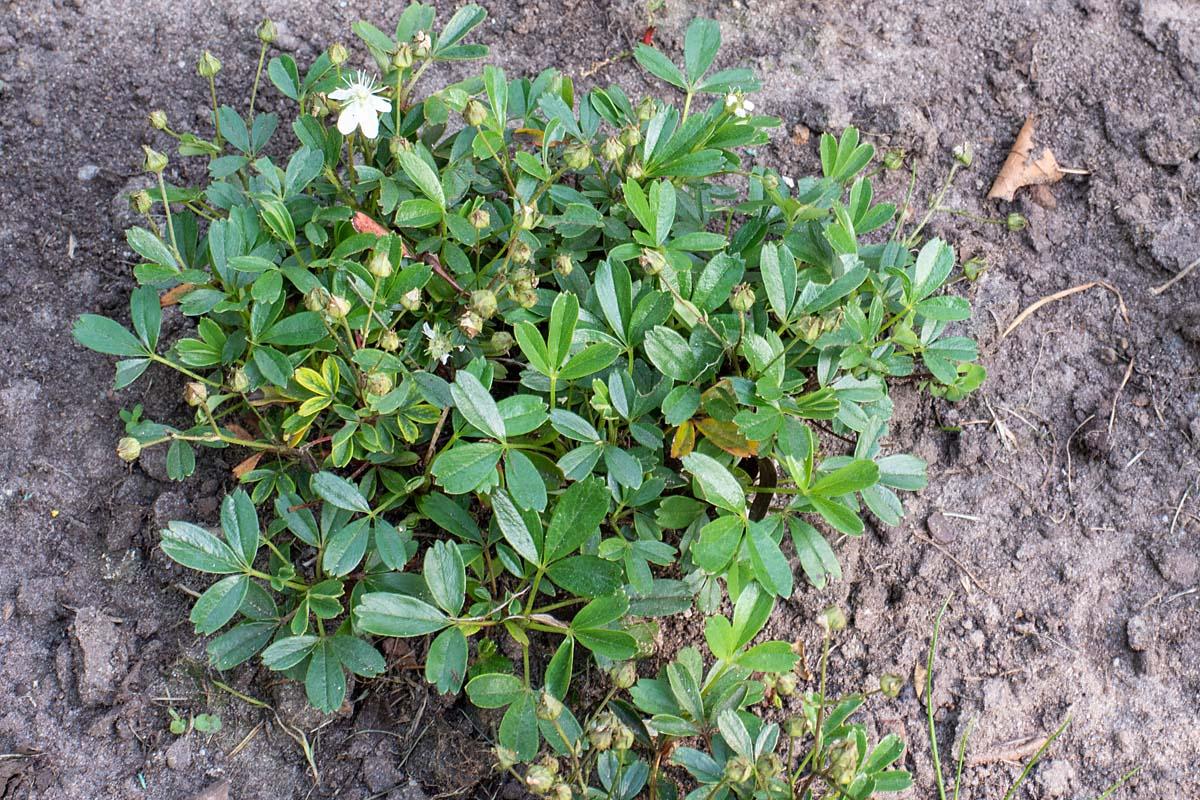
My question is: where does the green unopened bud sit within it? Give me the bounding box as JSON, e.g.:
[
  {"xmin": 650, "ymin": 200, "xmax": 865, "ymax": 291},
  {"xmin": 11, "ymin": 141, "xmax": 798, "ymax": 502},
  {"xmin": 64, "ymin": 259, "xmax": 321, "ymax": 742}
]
[
  {"xmin": 776, "ymin": 672, "xmax": 798, "ymax": 697},
  {"xmin": 536, "ymin": 690, "xmax": 564, "ymax": 721},
  {"xmin": 612, "ymin": 722, "xmax": 635, "ymax": 752},
  {"xmin": 879, "ymin": 673, "xmax": 903, "ymax": 698},
  {"xmin": 549, "ymin": 782, "xmax": 572, "ymax": 800},
  {"xmin": 256, "ymin": 18, "xmax": 277, "ymax": 44},
  {"xmin": 412, "ymin": 30, "xmax": 432, "ymax": 59},
  {"xmin": 142, "ymin": 145, "xmax": 168, "ymax": 174},
  {"xmin": 827, "ymin": 739, "xmax": 858, "ymax": 786},
  {"xmin": 392, "ymin": 43, "xmax": 414, "ymax": 69},
  {"xmin": 952, "ymin": 142, "xmax": 974, "ymax": 167},
  {"xmin": 197, "ymin": 50, "xmax": 222, "ymax": 78},
  {"xmin": 524, "ymin": 765, "xmax": 555, "ymax": 794},
  {"xmin": 484, "ymin": 330, "xmax": 514, "ymax": 356},
  {"xmin": 130, "ymin": 190, "xmax": 153, "ymax": 215},
  {"xmin": 610, "ymin": 661, "xmax": 637, "ymax": 689},
  {"xmin": 515, "ymin": 202, "xmax": 540, "ymax": 231},
  {"xmin": 458, "ymin": 309, "xmax": 483, "ymax": 339},
  {"xmin": 619, "ymin": 125, "xmax": 641, "ymax": 148},
  {"xmin": 625, "ymin": 161, "xmax": 645, "ymax": 180},
  {"xmin": 378, "ymin": 329, "xmax": 402, "ymax": 352},
  {"xmin": 389, "ymin": 136, "xmax": 415, "ymax": 158},
  {"xmin": 517, "ymin": 288, "xmax": 538, "ymax": 310},
  {"xmin": 600, "ymin": 136, "xmax": 625, "ymax": 162},
  {"xmin": 962, "ymin": 256, "xmax": 986, "ymax": 282},
  {"xmin": 325, "ymin": 294, "xmax": 351, "ymax": 320},
  {"xmin": 148, "ymin": 109, "xmax": 169, "ymax": 131},
  {"xmin": 762, "ymin": 172, "xmax": 780, "ymax": 191},
  {"xmin": 183, "ymin": 381, "xmax": 208, "ymax": 407},
  {"xmin": 636, "ymin": 97, "xmax": 656, "ymax": 122},
  {"xmin": 368, "ymin": 249, "xmax": 393, "ymax": 278},
  {"xmin": 730, "ymin": 283, "xmax": 756, "ymax": 313},
  {"xmin": 471, "ymin": 289, "xmax": 498, "ymax": 320},
  {"xmin": 882, "ymin": 149, "xmax": 905, "ymax": 170},
  {"xmin": 1006, "ymin": 212, "xmax": 1027, "ymax": 232},
  {"xmin": 305, "ymin": 287, "xmax": 329, "ymax": 312},
  {"xmin": 639, "ymin": 247, "xmax": 666, "ymax": 276},
  {"xmin": 757, "ymin": 754, "xmax": 783, "ymax": 779},
  {"xmin": 818, "ymin": 606, "xmax": 847, "ymax": 634},
  {"xmin": 510, "ymin": 238, "xmax": 533, "ymax": 265},
  {"xmin": 469, "ymin": 207, "xmax": 491, "ymax": 230},
  {"xmin": 399, "ymin": 287, "xmax": 422, "ymax": 312},
  {"xmin": 509, "ymin": 267, "xmax": 538, "ymax": 292},
  {"xmin": 365, "ymin": 372, "xmax": 393, "ymax": 396},
  {"xmin": 553, "ymin": 252, "xmax": 574, "ymax": 277},
  {"xmin": 116, "ymin": 436, "xmax": 142, "ymax": 462},
  {"xmin": 493, "ymin": 746, "xmax": 518, "ymax": 771},
  {"xmin": 563, "ymin": 141, "xmax": 592, "ymax": 170},
  {"xmin": 724, "ymin": 755, "xmax": 754, "ymax": 785},
  {"xmin": 228, "ymin": 367, "xmax": 250, "ymax": 393},
  {"xmin": 586, "ymin": 712, "xmax": 615, "ymax": 751},
  {"xmin": 784, "ymin": 715, "xmax": 809, "ymax": 737},
  {"xmin": 463, "ymin": 98, "xmax": 488, "ymax": 128},
  {"xmin": 328, "ymin": 43, "xmax": 348, "ymax": 66}
]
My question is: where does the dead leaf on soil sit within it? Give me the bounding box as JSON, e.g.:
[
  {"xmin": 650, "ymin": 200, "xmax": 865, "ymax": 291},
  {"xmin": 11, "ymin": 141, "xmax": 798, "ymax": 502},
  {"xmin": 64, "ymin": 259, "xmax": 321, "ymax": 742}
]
[
  {"xmin": 232, "ymin": 452, "xmax": 263, "ymax": 480},
  {"xmin": 987, "ymin": 116, "xmax": 1079, "ymax": 202},
  {"xmin": 160, "ymin": 282, "xmax": 196, "ymax": 307}
]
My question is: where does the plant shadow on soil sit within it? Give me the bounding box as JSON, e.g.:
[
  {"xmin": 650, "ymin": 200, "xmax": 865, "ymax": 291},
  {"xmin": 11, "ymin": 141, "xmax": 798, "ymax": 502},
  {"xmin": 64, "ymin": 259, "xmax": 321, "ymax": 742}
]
[{"xmin": 0, "ymin": 0, "xmax": 1198, "ymax": 798}]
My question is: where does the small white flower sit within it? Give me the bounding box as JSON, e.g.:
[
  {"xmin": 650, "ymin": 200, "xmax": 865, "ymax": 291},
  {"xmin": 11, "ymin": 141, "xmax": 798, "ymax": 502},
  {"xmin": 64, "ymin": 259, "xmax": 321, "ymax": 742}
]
[
  {"xmin": 329, "ymin": 71, "xmax": 392, "ymax": 139},
  {"xmin": 423, "ymin": 322, "xmax": 464, "ymax": 365},
  {"xmin": 724, "ymin": 92, "xmax": 754, "ymax": 119}
]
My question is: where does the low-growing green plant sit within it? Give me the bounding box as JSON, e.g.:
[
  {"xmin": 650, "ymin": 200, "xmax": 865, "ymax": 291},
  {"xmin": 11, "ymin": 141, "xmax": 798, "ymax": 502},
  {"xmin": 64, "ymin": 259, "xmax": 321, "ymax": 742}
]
[
  {"xmin": 167, "ymin": 707, "xmax": 222, "ymax": 735},
  {"xmin": 75, "ymin": 6, "xmax": 983, "ymax": 795}
]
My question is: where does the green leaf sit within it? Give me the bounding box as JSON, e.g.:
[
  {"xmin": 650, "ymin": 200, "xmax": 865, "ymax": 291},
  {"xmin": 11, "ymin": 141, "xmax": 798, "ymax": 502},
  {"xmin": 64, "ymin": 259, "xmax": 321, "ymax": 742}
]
[
  {"xmin": 424, "ymin": 540, "xmax": 465, "ymax": 615},
  {"xmin": 746, "ymin": 518, "xmax": 793, "ymax": 598},
  {"xmin": 451, "ymin": 370, "xmax": 506, "ymax": 439},
  {"xmin": 667, "ymin": 662, "xmax": 705, "ymax": 721},
  {"xmin": 208, "ymin": 621, "xmax": 277, "ymax": 670},
  {"xmin": 160, "ymin": 521, "xmax": 242, "ymax": 574},
  {"xmin": 692, "ymin": 514, "xmax": 744, "ymax": 573},
  {"xmin": 127, "ymin": 226, "xmax": 179, "ymax": 269},
  {"xmin": 546, "ymin": 292, "xmax": 579, "ymax": 371},
  {"xmin": 355, "ymin": 592, "xmax": 450, "ymax": 637},
  {"xmin": 220, "ymin": 490, "xmax": 260, "ymax": 566},
  {"xmin": 574, "ymin": 628, "xmax": 637, "ymax": 660},
  {"xmin": 544, "ymin": 638, "xmax": 574, "ymax": 699},
  {"xmin": 547, "ymin": 555, "xmax": 623, "ymax": 597},
  {"xmin": 72, "ymin": 315, "xmax": 146, "ymax": 357},
  {"xmin": 559, "ymin": 343, "xmax": 621, "ymax": 381},
  {"xmin": 418, "ymin": 493, "xmax": 482, "ymax": 543},
  {"xmin": 305, "ymin": 640, "xmax": 347, "ymax": 713},
  {"xmin": 634, "ymin": 44, "xmax": 687, "ymax": 89},
  {"xmin": 543, "ymin": 478, "xmax": 609, "ymax": 562},
  {"xmin": 261, "ymin": 312, "xmax": 327, "ymax": 346},
  {"xmin": 683, "ymin": 18, "xmax": 721, "ymax": 84},
  {"xmin": 165, "ymin": 439, "xmax": 196, "ymax": 480},
  {"xmin": 759, "ymin": 242, "xmax": 795, "ymax": 321},
  {"xmin": 436, "ymin": 4, "xmax": 487, "ymax": 51},
  {"xmin": 492, "ymin": 489, "xmax": 541, "ymax": 564},
  {"xmin": 514, "ymin": 321, "xmax": 551, "ymax": 375},
  {"xmin": 330, "ymin": 635, "xmax": 386, "ymax": 677},
  {"xmin": 789, "ymin": 519, "xmax": 841, "ymax": 588},
  {"xmin": 681, "ymin": 452, "xmax": 746, "ymax": 515},
  {"xmin": 190, "ymin": 575, "xmax": 249, "ymax": 634},
  {"xmin": 431, "ymin": 442, "xmax": 503, "ymax": 494},
  {"xmin": 809, "ymin": 459, "xmax": 879, "ymax": 497},
  {"xmin": 731, "ymin": 582, "xmax": 773, "ymax": 648},
  {"xmin": 261, "ymin": 635, "xmax": 319, "ymax": 670},
  {"xmin": 603, "ymin": 445, "xmax": 644, "ymax": 490},
  {"xmin": 466, "ymin": 672, "xmax": 524, "ymax": 708},
  {"xmin": 426, "ymin": 628, "xmax": 468, "ymax": 694},
  {"xmin": 130, "ymin": 286, "xmax": 162, "ymax": 351},
  {"xmin": 662, "ymin": 386, "xmax": 700, "ymax": 425},
  {"xmin": 252, "ymin": 346, "xmax": 293, "ymax": 386},
  {"xmin": 499, "ymin": 692, "xmax": 540, "ymax": 761},
  {"xmin": 644, "ymin": 326, "xmax": 696, "ymax": 382},
  {"xmin": 739, "ymin": 641, "xmax": 799, "ymax": 673},
  {"xmin": 810, "ymin": 495, "xmax": 864, "ymax": 535},
  {"xmin": 505, "ymin": 449, "xmax": 547, "ymax": 512},
  {"xmin": 395, "ymin": 151, "xmax": 445, "ymax": 209},
  {"xmin": 311, "ymin": 471, "xmax": 372, "ymax": 514},
  {"xmin": 692, "ymin": 252, "xmax": 744, "ymax": 311},
  {"xmin": 322, "ymin": 518, "xmax": 370, "ymax": 576}
]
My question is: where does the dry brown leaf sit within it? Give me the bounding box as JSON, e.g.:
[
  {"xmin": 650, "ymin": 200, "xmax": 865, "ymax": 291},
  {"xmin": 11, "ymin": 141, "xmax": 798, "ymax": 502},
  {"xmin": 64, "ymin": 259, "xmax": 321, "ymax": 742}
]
[
  {"xmin": 987, "ymin": 116, "xmax": 1064, "ymax": 202},
  {"xmin": 231, "ymin": 452, "xmax": 263, "ymax": 480},
  {"xmin": 160, "ymin": 282, "xmax": 196, "ymax": 307}
]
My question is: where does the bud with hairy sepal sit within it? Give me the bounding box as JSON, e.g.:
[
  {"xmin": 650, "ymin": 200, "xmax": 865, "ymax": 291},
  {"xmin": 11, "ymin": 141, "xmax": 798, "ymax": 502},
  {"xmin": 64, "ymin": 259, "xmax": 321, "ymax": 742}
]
[
  {"xmin": 524, "ymin": 764, "xmax": 555, "ymax": 795},
  {"xmin": 879, "ymin": 673, "xmax": 903, "ymax": 698},
  {"xmin": 412, "ymin": 30, "xmax": 431, "ymax": 59},
  {"xmin": 117, "ymin": 437, "xmax": 142, "ymax": 462},
  {"xmin": 818, "ymin": 606, "xmax": 847, "ymax": 634},
  {"xmin": 469, "ymin": 207, "xmax": 491, "ymax": 230},
  {"xmin": 483, "ymin": 330, "xmax": 514, "ymax": 356},
  {"xmin": 365, "ymin": 372, "xmax": 392, "ymax": 397},
  {"xmin": 142, "ymin": 146, "xmax": 168, "ymax": 174},
  {"xmin": 227, "ymin": 367, "xmax": 250, "ymax": 393},
  {"xmin": 563, "ymin": 141, "xmax": 592, "ymax": 170},
  {"xmin": 256, "ymin": 19, "xmax": 277, "ymax": 44},
  {"xmin": 639, "ymin": 248, "xmax": 666, "ymax": 276},
  {"xmin": 130, "ymin": 190, "xmax": 153, "ymax": 215},
  {"xmin": 553, "ymin": 252, "xmax": 574, "ymax": 277},
  {"xmin": 463, "ymin": 98, "xmax": 488, "ymax": 128},
  {"xmin": 328, "ymin": 43, "xmax": 348, "ymax": 65},
  {"xmin": 197, "ymin": 50, "xmax": 222, "ymax": 78},
  {"xmin": 724, "ymin": 755, "xmax": 754, "ymax": 785},
  {"xmin": 458, "ymin": 309, "xmax": 483, "ymax": 339},
  {"xmin": 148, "ymin": 110, "xmax": 169, "ymax": 131},
  {"xmin": 325, "ymin": 294, "xmax": 351, "ymax": 320},
  {"xmin": 470, "ymin": 289, "xmax": 498, "ymax": 320},
  {"xmin": 378, "ymin": 330, "xmax": 401, "ymax": 352},
  {"xmin": 827, "ymin": 739, "xmax": 858, "ymax": 786},
  {"xmin": 399, "ymin": 288, "xmax": 422, "ymax": 312},
  {"xmin": 535, "ymin": 690, "xmax": 564, "ymax": 721},
  {"xmin": 368, "ymin": 249, "xmax": 393, "ymax": 278},
  {"xmin": 730, "ymin": 283, "xmax": 756, "ymax": 313},
  {"xmin": 183, "ymin": 381, "xmax": 208, "ymax": 407},
  {"xmin": 601, "ymin": 136, "xmax": 625, "ymax": 162}
]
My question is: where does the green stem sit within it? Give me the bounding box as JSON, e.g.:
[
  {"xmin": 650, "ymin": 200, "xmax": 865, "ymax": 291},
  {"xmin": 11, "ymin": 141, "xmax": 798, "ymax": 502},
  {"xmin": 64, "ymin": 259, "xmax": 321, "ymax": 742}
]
[
  {"xmin": 208, "ymin": 75, "xmax": 222, "ymax": 147},
  {"xmin": 155, "ymin": 172, "xmax": 184, "ymax": 267},
  {"xmin": 248, "ymin": 41, "xmax": 268, "ymax": 118}
]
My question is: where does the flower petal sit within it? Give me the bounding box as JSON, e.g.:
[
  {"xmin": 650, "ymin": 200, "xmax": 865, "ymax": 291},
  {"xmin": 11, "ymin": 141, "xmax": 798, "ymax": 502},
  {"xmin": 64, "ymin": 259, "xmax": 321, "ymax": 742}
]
[
  {"xmin": 336, "ymin": 108, "xmax": 358, "ymax": 135},
  {"xmin": 358, "ymin": 111, "xmax": 380, "ymax": 139}
]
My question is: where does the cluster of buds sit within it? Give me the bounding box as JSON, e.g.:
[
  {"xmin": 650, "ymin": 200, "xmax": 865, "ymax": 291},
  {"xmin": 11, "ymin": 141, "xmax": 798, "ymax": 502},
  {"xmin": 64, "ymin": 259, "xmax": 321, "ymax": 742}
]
[
  {"xmin": 638, "ymin": 247, "xmax": 666, "ymax": 277},
  {"xmin": 724, "ymin": 755, "xmax": 754, "ymax": 785},
  {"xmin": 507, "ymin": 267, "xmax": 539, "ymax": 309},
  {"xmin": 367, "ymin": 249, "xmax": 393, "ymax": 278},
  {"xmin": 463, "ymin": 98, "xmax": 488, "ymax": 128},
  {"xmin": 399, "ymin": 287, "xmax": 423, "ymax": 313},
  {"xmin": 826, "ymin": 739, "xmax": 859, "ymax": 786},
  {"xmin": 392, "ymin": 42, "xmax": 414, "ymax": 70},
  {"xmin": 723, "ymin": 91, "xmax": 755, "ymax": 119},
  {"xmin": 762, "ymin": 670, "xmax": 798, "ymax": 707},
  {"xmin": 412, "ymin": 30, "xmax": 432, "ymax": 59},
  {"xmin": 562, "ymin": 141, "xmax": 592, "ymax": 171},
  {"xmin": 523, "ymin": 756, "xmax": 568, "ymax": 797}
]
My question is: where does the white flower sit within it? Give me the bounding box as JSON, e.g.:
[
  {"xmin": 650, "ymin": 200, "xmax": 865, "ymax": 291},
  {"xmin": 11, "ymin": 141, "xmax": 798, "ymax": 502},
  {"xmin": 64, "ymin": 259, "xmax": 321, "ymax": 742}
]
[
  {"xmin": 723, "ymin": 92, "xmax": 755, "ymax": 119},
  {"xmin": 329, "ymin": 71, "xmax": 392, "ymax": 139},
  {"xmin": 423, "ymin": 322, "xmax": 464, "ymax": 365}
]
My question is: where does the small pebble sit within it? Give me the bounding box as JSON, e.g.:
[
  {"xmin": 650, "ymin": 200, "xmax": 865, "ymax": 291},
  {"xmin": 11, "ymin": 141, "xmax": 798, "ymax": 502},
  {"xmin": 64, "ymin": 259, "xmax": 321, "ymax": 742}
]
[{"xmin": 77, "ymin": 164, "xmax": 100, "ymax": 181}]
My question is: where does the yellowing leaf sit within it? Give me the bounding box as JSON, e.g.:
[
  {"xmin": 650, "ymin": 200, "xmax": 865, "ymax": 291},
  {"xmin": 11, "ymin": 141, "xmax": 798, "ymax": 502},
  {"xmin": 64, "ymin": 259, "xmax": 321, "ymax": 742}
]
[
  {"xmin": 696, "ymin": 417, "xmax": 758, "ymax": 458},
  {"xmin": 671, "ymin": 420, "xmax": 696, "ymax": 459}
]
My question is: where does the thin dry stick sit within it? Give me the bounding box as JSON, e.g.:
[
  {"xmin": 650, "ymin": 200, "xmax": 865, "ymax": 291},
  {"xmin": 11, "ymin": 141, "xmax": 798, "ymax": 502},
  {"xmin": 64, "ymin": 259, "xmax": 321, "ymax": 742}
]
[
  {"xmin": 911, "ymin": 530, "xmax": 993, "ymax": 596},
  {"xmin": 1107, "ymin": 358, "xmax": 1135, "ymax": 435},
  {"xmin": 1001, "ymin": 280, "xmax": 1129, "ymax": 339},
  {"xmin": 1151, "ymin": 254, "xmax": 1200, "ymax": 296}
]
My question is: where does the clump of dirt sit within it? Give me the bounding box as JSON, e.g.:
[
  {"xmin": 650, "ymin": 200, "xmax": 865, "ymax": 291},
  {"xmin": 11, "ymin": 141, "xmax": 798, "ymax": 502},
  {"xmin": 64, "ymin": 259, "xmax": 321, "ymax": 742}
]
[{"xmin": 0, "ymin": 0, "xmax": 1197, "ymax": 798}]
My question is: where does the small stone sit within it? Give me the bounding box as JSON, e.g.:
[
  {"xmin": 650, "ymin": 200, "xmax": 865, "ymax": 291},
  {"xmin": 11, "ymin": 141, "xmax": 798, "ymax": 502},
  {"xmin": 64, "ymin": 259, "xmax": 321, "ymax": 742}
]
[
  {"xmin": 72, "ymin": 607, "xmax": 127, "ymax": 706},
  {"xmin": 271, "ymin": 20, "xmax": 302, "ymax": 51},
  {"xmin": 188, "ymin": 781, "xmax": 230, "ymax": 800},
  {"xmin": 77, "ymin": 164, "xmax": 100, "ymax": 181},
  {"xmin": 166, "ymin": 737, "xmax": 193, "ymax": 770},
  {"xmin": 1125, "ymin": 614, "xmax": 1153, "ymax": 652},
  {"xmin": 925, "ymin": 511, "xmax": 955, "ymax": 544},
  {"xmin": 1037, "ymin": 759, "xmax": 1075, "ymax": 798}
]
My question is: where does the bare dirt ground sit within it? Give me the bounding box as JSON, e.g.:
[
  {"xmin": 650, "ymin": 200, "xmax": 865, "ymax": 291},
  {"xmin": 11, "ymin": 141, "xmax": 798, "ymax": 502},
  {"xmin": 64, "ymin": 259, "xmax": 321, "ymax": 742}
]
[{"xmin": 0, "ymin": 0, "xmax": 1198, "ymax": 798}]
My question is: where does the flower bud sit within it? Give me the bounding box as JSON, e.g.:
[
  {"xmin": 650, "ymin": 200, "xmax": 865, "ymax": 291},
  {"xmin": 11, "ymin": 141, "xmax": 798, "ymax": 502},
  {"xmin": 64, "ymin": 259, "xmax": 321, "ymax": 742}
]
[
  {"xmin": 516, "ymin": 288, "xmax": 538, "ymax": 310},
  {"xmin": 879, "ymin": 673, "xmax": 903, "ymax": 698},
  {"xmin": 1006, "ymin": 212, "xmax": 1027, "ymax": 232},
  {"xmin": 730, "ymin": 283, "xmax": 756, "ymax": 313},
  {"xmin": 619, "ymin": 125, "xmax": 641, "ymax": 148},
  {"xmin": 510, "ymin": 238, "xmax": 533, "ymax": 265},
  {"xmin": 368, "ymin": 249, "xmax": 393, "ymax": 278},
  {"xmin": 378, "ymin": 329, "xmax": 402, "ymax": 352},
  {"xmin": 536, "ymin": 690, "xmax": 564, "ymax": 721},
  {"xmin": 553, "ymin": 252, "xmax": 574, "ymax": 277},
  {"xmin": 228, "ymin": 367, "xmax": 250, "ymax": 393},
  {"xmin": 365, "ymin": 372, "xmax": 393, "ymax": 396},
  {"xmin": 762, "ymin": 172, "xmax": 781, "ymax": 191},
  {"xmin": 471, "ymin": 289, "xmax": 498, "ymax": 320},
  {"xmin": 325, "ymin": 294, "xmax": 351, "ymax": 320},
  {"xmin": 563, "ymin": 141, "xmax": 592, "ymax": 171},
  {"xmin": 549, "ymin": 782, "xmax": 572, "ymax": 800},
  {"xmin": 818, "ymin": 605, "xmax": 847, "ymax": 634},
  {"xmin": 392, "ymin": 43, "xmax": 414, "ymax": 69},
  {"xmin": 515, "ymin": 202, "xmax": 540, "ymax": 231},
  {"xmin": 600, "ymin": 136, "xmax": 625, "ymax": 162},
  {"xmin": 130, "ymin": 190, "xmax": 153, "ymax": 215},
  {"xmin": 389, "ymin": 136, "xmax": 415, "ymax": 158},
  {"xmin": 783, "ymin": 715, "xmax": 809, "ymax": 737},
  {"xmin": 638, "ymin": 247, "xmax": 666, "ymax": 276},
  {"xmin": 183, "ymin": 381, "xmax": 208, "ymax": 407},
  {"xmin": 412, "ymin": 30, "xmax": 432, "ymax": 59},
  {"xmin": 509, "ymin": 267, "xmax": 538, "ymax": 292},
  {"xmin": 524, "ymin": 764, "xmax": 555, "ymax": 794},
  {"xmin": 610, "ymin": 661, "xmax": 637, "ymax": 689},
  {"xmin": 458, "ymin": 309, "xmax": 483, "ymax": 339},
  {"xmin": 636, "ymin": 97, "xmax": 655, "ymax": 122},
  {"xmin": 256, "ymin": 18, "xmax": 277, "ymax": 44},
  {"xmin": 116, "ymin": 436, "xmax": 142, "ymax": 462},
  {"xmin": 463, "ymin": 98, "xmax": 488, "ymax": 128},
  {"xmin": 197, "ymin": 50, "xmax": 222, "ymax": 78},
  {"xmin": 827, "ymin": 739, "xmax": 858, "ymax": 786},
  {"xmin": 305, "ymin": 287, "xmax": 330, "ymax": 312},
  {"xmin": 724, "ymin": 755, "xmax": 754, "ymax": 785},
  {"xmin": 328, "ymin": 43, "xmax": 348, "ymax": 66},
  {"xmin": 399, "ymin": 288, "xmax": 422, "ymax": 312},
  {"xmin": 483, "ymin": 330, "xmax": 514, "ymax": 356},
  {"xmin": 469, "ymin": 207, "xmax": 491, "ymax": 230},
  {"xmin": 142, "ymin": 145, "xmax": 168, "ymax": 174},
  {"xmin": 756, "ymin": 753, "xmax": 783, "ymax": 779},
  {"xmin": 952, "ymin": 142, "xmax": 974, "ymax": 167},
  {"xmin": 962, "ymin": 256, "xmax": 986, "ymax": 282},
  {"xmin": 882, "ymin": 149, "xmax": 904, "ymax": 170},
  {"xmin": 625, "ymin": 161, "xmax": 645, "ymax": 180},
  {"xmin": 586, "ymin": 712, "xmax": 614, "ymax": 751},
  {"xmin": 493, "ymin": 746, "xmax": 518, "ymax": 771},
  {"xmin": 612, "ymin": 722, "xmax": 634, "ymax": 752},
  {"xmin": 148, "ymin": 109, "xmax": 169, "ymax": 130}
]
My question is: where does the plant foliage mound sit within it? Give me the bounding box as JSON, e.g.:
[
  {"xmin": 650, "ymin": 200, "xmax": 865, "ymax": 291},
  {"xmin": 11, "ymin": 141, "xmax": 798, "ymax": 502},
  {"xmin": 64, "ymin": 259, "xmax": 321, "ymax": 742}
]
[{"xmin": 75, "ymin": 6, "xmax": 983, "ymax": 798}]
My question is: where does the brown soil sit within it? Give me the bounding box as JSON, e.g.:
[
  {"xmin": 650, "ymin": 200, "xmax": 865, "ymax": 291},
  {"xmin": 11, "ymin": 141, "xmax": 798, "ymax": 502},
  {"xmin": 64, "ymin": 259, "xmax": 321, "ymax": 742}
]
[{"xmin": 0, "ymin": 0, "xmax": 1197, "ymax": 798}]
